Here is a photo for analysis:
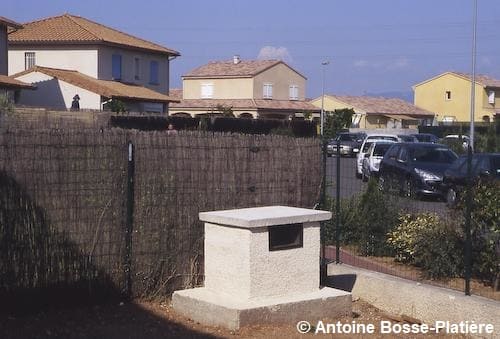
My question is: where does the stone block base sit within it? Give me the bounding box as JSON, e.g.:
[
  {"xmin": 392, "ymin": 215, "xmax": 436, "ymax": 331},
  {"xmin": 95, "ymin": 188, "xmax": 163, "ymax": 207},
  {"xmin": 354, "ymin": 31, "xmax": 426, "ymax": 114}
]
[{"xmin": 172, "ymin": 287, "xmax": 352, "ymax": 330}]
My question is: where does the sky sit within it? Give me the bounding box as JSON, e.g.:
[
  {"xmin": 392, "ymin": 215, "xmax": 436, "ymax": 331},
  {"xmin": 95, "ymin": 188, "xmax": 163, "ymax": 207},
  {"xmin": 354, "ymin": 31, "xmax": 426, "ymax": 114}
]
[{"xmin": 3, "ymin": 0, "xmax": 500, "ymax": 101}]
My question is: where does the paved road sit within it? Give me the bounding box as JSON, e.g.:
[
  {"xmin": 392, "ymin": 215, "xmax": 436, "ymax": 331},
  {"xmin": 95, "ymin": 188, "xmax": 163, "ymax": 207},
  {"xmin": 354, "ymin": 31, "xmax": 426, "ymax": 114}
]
[{"xmin": 325, "ymin": 156, "xmax": 450, "ymax": 217}]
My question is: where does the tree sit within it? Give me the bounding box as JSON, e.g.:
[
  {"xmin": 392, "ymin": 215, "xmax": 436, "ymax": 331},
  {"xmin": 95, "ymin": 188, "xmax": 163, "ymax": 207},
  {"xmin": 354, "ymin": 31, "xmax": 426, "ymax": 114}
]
[
  {"xmin": 215, "ymin": 104, "xmax": 234, "ymax": 117},
  {"xmin": 323, "ymin": 108, "xmax": 354, "ymax": 139}
]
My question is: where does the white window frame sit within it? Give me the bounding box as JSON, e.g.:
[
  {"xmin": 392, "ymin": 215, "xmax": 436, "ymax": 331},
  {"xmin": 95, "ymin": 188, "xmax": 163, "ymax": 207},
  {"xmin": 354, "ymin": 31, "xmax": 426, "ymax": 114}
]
[
  {"xmin": 263, "ymin": 83, "xmax": 273, "ymax": 99},
  {"xmin": 488, "ymin": 90, "xmax": 495, "ymax": 104},
  {"xmin": 289, "ymin": 85, "xmax": 299, "ymax": 100},
  {"xmin": 201, "ymin": 83, "xmax": 214, "ymax": 99},
  {"xmin": 25, "ymin": 52, "xmax": 36, "ymax": 70}
]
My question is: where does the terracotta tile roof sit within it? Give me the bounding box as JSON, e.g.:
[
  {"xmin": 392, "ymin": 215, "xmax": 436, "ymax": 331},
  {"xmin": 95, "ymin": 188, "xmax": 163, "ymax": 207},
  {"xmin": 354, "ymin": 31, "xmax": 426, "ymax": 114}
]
[
  {"xmin": 452, "ymin": 72, "xmax": 500, "ymax": 88},
  {"xmin": 14, "ymin": 66, "xmax": 178, "ymax": 103},
  {"xmin": 328, "ymin": 95, "xmax": 434, "ymax": 117},
  {"xmin": 0, "ymin": 16, "xmax": 23, "ymax": 29},
  {"xmin": 183, "ymin": 59, "xmax": 305, "ymax": 79},
  {"xmin": 168, "ymin": 88, "xmax": 183, "ymax": 100},
  {"xmin": 170, "ymin": 96, "xmax": 318, "ymax": 112},
  {"xmin": 8, "ymin": 14, "xmax": 179, "ymax": 56},
  {"xmin": 0, "ymin": 74, "xmax": 34, "ymax": 89}
]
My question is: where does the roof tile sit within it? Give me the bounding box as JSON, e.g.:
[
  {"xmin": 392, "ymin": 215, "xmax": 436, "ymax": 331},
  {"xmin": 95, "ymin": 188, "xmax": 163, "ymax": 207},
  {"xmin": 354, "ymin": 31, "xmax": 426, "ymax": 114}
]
[
  {"xmin": 8, "ymin": 14, "xmax": 179, "ymax": 56},
  {"xmin": 328, "ymin": 95, "xmax": 434, "ymax": 116},
  {"xmin": 183, "ymin": 59, "xmax": 283, "ymax": 78},
  {"xmin": 15, "ymin": 66, "xmax": 178, "ymax": 103}
]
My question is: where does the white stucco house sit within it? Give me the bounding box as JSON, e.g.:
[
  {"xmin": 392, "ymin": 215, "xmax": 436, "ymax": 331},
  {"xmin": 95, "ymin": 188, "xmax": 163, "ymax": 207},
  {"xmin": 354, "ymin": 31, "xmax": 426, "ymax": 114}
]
[{"xmin": 8, "ymin": 13, "xmax": 180, "ymax": 112}]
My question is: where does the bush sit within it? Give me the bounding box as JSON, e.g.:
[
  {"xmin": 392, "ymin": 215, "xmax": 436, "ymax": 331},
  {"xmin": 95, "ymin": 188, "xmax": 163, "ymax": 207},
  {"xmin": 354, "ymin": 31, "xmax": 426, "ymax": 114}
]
[
  {"xmin": 468, "ymin": 180, "xmax": 500, "ymax": 286},
  {"xmin": 356, "ymin": 179, "xmax": 399, "ymax": 256},
  {"xmin": 387, "ymin": 213, "xmax": 434, "ymax": 263},
  {"xmin": 387, "ymin": 213, "xmax": 463, "ymax": 279}
]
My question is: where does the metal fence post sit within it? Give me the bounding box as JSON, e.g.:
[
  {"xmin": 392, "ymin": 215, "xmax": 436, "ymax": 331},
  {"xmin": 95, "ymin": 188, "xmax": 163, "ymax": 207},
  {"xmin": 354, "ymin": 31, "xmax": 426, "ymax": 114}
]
[
  {"xmin": 320, "ymin": 138, "xmax": 327, "ymax": 286},
  {"xmin": 124, "ymin": 140, "xmax": 135, "ymax": 299},
  {"xmin": 464, "ymin": 145, "xmax": 473, "ymax": 296},
  {"xmin": 335, "ymin": 139, "xmax": 341, "ymax": 264}
]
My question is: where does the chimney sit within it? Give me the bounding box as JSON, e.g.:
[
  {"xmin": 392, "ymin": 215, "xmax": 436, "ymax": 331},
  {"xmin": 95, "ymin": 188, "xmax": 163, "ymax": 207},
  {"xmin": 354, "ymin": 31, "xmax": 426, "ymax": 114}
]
[{"xmin": 233, "ymin": 55, "xmax": 241, "ymax": 65}]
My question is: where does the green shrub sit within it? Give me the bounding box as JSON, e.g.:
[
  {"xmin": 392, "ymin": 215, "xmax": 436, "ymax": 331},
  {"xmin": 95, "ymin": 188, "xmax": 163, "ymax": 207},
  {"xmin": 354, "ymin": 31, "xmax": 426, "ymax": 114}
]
[
  {"xmin": 387, "ymin": 213, "xmax": 435, "ymax": 263},
  {"xmin": 413, "ymin": 221, "xmax": 463, "ymax": 279},
  {"xmin": 468, "ymin": 180, "xmax": 499, "ymax": 285},
  {"xmin": 388, "ymin": 213, "xmax": 463, "ymax": 279},
  {"xmin": 355, "ymin": 179, "xmax": 399, "ymax": 256}
]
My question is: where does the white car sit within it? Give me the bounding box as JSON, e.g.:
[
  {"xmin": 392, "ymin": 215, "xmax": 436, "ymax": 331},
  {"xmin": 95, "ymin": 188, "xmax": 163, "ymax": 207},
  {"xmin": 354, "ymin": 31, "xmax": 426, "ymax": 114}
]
[
  {"xmin": 361, "ymin": 140, "xmax": 396, "ymax": 182},
  {"xmin": 356, "ymin": 134, "xmax": 400, "ymax": 178}
]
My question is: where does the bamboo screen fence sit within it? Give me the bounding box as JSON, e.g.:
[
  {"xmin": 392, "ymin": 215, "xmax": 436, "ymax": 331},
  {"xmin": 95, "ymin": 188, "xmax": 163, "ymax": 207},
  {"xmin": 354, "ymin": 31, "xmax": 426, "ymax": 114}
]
[{"xmin": 0, "ymin": 122, "xmax": 321, "ymax": 307}]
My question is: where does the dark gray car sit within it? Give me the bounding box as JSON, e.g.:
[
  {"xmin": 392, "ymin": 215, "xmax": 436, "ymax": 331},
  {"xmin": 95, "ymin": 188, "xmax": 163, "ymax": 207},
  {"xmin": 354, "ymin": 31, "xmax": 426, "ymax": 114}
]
[
  {"xmin": 327, "ymin": 132, "xmax": 366, "ymax": 157},
  {"xmin": 378, "ymin": 142, "xmax": 458, "ymax": 199}
]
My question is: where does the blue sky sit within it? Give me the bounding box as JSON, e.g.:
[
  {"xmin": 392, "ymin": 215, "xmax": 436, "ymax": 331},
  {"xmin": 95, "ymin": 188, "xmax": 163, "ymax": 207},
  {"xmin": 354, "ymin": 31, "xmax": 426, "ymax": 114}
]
[{"xmin": 4, "ymin": 0, "xmax": 500, "ymax": 100}]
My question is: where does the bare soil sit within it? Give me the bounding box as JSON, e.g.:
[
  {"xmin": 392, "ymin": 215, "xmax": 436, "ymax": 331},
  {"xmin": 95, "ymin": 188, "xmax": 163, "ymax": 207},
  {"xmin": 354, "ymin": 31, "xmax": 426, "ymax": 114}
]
[{"xmin": 0, "ymin": 298, "xmax": 466, "ymax": 339}]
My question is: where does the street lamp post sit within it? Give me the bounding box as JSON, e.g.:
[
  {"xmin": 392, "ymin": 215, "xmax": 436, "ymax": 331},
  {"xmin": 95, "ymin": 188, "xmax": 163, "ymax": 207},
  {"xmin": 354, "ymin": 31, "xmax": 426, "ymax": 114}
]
[
  {"xmin": 469, "ymin": 0, "xmax": 477, "ymax": 150},
  {"xmin": 320, "ymin": 61, "xmax": 329, "ymax": 136}
]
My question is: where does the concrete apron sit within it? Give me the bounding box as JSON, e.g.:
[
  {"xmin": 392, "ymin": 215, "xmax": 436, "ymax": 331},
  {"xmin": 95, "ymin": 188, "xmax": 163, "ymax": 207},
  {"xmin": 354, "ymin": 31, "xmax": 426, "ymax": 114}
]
[{"xmin": 329, "ymin": 263, "xmax": 500, "ymax": 337}]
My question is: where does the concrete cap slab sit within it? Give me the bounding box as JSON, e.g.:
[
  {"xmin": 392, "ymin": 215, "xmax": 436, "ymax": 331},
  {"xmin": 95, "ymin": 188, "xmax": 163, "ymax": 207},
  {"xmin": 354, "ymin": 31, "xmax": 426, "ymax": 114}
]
[{"xmin": 199, "ymin": 205, "xmax": 332, "ymax": 228}]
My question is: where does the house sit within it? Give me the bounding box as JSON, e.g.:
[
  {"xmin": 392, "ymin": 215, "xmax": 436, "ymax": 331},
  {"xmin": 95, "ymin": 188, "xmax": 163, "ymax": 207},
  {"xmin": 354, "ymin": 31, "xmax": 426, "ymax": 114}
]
[
  {"xmin": 8, "ymin": 14, "xmax": 180, "ymax": 112},
  {"xmin": 0, "ymin": 17, "xmax": 33, "ymax": 101},
  {"xmin": 169, "ymin": 56, "xmax": 318, "ymax": 119},
  {"xmin": 13, "ymin": 66, "xmax": 174, "ymax": 112},
  {"xmin": 310, "ymin": 95, "xmax": 435, "ymax": 129},
  {"xmin": 413, "ymin": 72, "xmax": 500, "ymax": 123}
]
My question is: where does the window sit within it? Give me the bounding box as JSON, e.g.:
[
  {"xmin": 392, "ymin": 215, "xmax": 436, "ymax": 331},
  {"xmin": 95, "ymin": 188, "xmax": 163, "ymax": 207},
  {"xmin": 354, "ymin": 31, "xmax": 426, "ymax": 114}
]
[
  {"xmin": 201, "ymin": 83, "xmax": 214, "ymax": 98},
  {"xmin": 289, "ymin": 85, "xmax": 299, "ymax": 100},
  {"xmin": 149, "ymin": 61, "xmax": 159, "ymax": 85},
  {"xmin": 112, "ymin": 54, "xmax": 122, "ymax": 80},
  {"xmin": 263, "ymin": 83, "xmax": 273, "ymax": 99},
  {"xmin": 134, "ymin": 57, "xmax": 140, "ymax": 80},
  {"xmin": 445, "ymin": 91, "xmax": 452, "ymax": 100},
  {"xmin": 488, "ymin": 90, "xmax": 495, "ymax": 104},
  {"xmin": 24, "ymin": 52, "xmax": 35, "ymax": 70}
]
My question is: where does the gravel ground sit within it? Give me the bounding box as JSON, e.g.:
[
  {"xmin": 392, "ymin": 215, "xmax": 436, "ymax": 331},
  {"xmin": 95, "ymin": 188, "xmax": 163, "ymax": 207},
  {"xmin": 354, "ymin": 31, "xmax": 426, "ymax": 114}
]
[{"xmin": 0, "ymin": 298, "xmax": 467, "ymax": 339}]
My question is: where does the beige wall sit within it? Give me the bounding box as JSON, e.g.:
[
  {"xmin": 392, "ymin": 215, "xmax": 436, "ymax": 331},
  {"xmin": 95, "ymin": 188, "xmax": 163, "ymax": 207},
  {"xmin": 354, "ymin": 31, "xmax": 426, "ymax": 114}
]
[
  {"xmin": 9, "ymin": 46, "xmax": 99, "ymax": 77},
  {"xmin": 15, "ymin": 71, "xmax": 101, "ymax": 110},
  {"xmin": 182, "ymin": 62, "xmax": 306, "ymax": 101},
  {"xmin": 253, "ymin": 63, "xmax": 306, "ymax": 100},
  {"xmin": 182, "ymin": 78, "xmax": 254, "ymax": 99},
  {"xmin": 414, "ymin": 73, "xmax": 497, "ymax": 122},
  {"xmin": 98, "ymin": 46, "xmax": 170, "ymax": 94}
]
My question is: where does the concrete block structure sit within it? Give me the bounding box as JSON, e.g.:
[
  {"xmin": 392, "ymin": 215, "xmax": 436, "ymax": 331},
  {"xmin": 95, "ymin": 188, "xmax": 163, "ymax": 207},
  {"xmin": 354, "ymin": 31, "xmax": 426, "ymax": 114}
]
[{"xmin": 172, "ymin": 206, "xmax": 351, "ymax": 330}]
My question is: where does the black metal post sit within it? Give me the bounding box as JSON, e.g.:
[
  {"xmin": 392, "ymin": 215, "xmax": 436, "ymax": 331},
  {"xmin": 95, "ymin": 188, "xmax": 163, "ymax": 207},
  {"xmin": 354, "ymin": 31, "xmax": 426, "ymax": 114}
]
[
  {"xmin": 320, "ymin": 138, "xmax": 327, "ymax": 286},
  {"xmin": 124, "ymin": 140, "xmax": 135, "ymax": 299},
  {"xmin": 335, "ymin": 139, "xmax": 341, "ymax": 264},
  {"xmin": 464, "ymin": 145, "xmax": 473, "ymax": 296}
]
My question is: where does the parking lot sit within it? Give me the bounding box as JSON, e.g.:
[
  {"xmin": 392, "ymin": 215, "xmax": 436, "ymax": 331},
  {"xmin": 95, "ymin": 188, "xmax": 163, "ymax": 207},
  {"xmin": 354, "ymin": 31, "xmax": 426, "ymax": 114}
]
[{"xmin": 325, "ymin": 155, "xmax": 449, "ymax": 216}]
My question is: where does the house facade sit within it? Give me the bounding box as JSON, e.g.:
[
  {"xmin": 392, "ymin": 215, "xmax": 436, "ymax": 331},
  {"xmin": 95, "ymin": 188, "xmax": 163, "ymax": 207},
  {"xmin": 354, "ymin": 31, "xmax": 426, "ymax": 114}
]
[
  {"xmin": 0, "ymin": 17, "xmax": 33, "ymax": 101},
  {"xmin": 8, "ymin": 14, "xmax": 179, "ymax": 112},
  {"xmin": 310, "ymin": 95, "xmax": 435, "ymax": 129},
  {"xmin": 170, "ymin": 56, "xmax": 318, "ymax": 119},
  {"xmin": 413, "ymin": 72, "xmax": 500, "ymax": 123}
]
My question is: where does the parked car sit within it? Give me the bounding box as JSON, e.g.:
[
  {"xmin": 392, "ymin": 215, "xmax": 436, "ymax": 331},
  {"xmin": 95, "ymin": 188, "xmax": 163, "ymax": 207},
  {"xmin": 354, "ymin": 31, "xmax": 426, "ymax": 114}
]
[
  {"xmin": 378, "ymin": 142, "xmax": 458, "ymax": 199},
  {"xmin": 441, "ymin": 153, "xmax": 500, "ymax": 207},
  {"xmin": 356, "ymin": 134, "xmax": 400, "ymax": 178},
  {"xmin": 327, "ymin": 132, "xmax": 366, "ymax": 157},
  {"xmin": 361, "ymin": 140, "xmax": 396, "ymax": 182},
  {"xmin": 397, "ymin": 134, "xmax": 419, "ymax": 143},
  {"xmin": 440, "ymin": 134, "xmax": 470, "ymax": 150},
  {"xmin": 410, "ymin": 133, "xmax": 439, "ymax": 143}
]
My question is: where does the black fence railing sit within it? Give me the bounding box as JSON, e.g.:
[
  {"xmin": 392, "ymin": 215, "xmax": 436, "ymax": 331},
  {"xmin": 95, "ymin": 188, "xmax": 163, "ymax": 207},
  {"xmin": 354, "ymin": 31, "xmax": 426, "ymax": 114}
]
[{"xmin": 321, "ymin": 141, "xmax": 499, "ymax": 301}]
